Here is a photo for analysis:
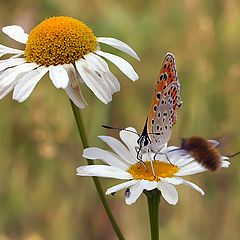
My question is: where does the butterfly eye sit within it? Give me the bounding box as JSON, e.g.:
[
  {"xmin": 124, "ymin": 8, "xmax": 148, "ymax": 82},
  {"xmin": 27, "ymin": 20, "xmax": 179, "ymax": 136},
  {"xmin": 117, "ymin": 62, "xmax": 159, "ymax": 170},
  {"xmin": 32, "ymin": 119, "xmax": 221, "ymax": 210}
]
[
  {"xmin": 137, "ymin": 136, "xmax": 145, "ymax": 145},
  {"xmin": 137, "ymin": 136, "xmax": 149, "ymax": 147}
]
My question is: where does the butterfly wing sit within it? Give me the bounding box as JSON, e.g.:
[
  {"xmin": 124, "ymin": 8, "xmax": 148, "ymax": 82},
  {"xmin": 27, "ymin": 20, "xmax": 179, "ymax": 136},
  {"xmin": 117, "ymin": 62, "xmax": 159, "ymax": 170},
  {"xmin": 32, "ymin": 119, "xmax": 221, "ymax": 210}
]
[{"xmin": 146, "ymin": 53, "xmax": 181, "ymax": 147}]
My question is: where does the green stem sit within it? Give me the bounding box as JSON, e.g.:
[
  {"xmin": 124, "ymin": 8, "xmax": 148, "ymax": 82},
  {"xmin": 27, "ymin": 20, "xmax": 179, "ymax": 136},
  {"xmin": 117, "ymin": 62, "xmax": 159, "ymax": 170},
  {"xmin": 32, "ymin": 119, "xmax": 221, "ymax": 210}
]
[
  {"xmin": 70, "ymin": 100, "xmax": 125, "ymax": 240},
  {"xmin": 145, "ymin": 189, "xmax": 161, "ymax": 240}
]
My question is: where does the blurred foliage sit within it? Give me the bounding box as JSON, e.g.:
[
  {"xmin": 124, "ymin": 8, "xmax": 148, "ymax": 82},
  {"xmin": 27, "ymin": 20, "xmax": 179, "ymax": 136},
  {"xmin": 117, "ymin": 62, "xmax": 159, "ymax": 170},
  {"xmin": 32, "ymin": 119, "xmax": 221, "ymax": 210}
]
[{"xmin": 0, "ymin": 0, "xmax": 240, "ymax": 239}]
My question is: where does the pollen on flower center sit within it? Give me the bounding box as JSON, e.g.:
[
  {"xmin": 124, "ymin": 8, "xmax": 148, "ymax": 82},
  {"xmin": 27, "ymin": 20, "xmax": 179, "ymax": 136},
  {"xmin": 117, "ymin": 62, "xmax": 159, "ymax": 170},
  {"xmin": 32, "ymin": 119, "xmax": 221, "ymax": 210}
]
[
  {"xmin": 24, "ymin": 16, "xmax": 97, "ymax": 66},
  {"xmin": 128, "ymin": 161, "xmax": 179, "ymax": 181}
]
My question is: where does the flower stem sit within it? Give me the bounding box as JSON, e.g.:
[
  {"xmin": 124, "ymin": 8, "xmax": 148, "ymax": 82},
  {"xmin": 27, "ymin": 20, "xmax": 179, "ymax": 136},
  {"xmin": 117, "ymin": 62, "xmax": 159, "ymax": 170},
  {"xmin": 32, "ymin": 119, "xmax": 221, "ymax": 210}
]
[
  {"xmin": 70, "ymin": 100, "xmax": 125, "ymax": 240},
  {"xmin": 145, "ymin": 189, "xmax": 161, "ymax": 240}
]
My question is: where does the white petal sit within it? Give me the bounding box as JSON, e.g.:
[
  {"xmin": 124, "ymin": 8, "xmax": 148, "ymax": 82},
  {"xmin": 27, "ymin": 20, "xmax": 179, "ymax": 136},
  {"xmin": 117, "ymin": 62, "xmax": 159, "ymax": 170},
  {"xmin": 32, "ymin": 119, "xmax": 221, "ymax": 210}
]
[
  {"xmin": 83, "ymin": 147, "xmax": 129, "ymax": 170},
  {"xmin": 76, "ymin": 165, "xmax": 133, "ymax": 179},
  {"xmin": 161, "ymin": 148, "xmax": 193, "ymax": 166},
  {"xmin": 0, "ymin": 62, "xmax": 38, "ymax": 88},
  {"xmin": 2, "ymin": 25, "xmax": 29, "ymax": 44},
  {"xmin": 160, "ymin": 146, "xmax": 179, "ymax": 156},
  {"xmin": 171, "ymin": 154, "xmax": 194, "ymax": 166},
  {"xmin": 0, "ymin": 44, "xmax": 24, "ymax": 57},
  {"xmin": 140, "ymin": 180, "xmax": 158, "ymax": 191},
  {"xmin": 97, "ymin": 37, "xmax": 140, "ymax": 61},
  {"xmin": 75, "ymin": 59, "xmax": 110, "ymax": 104},
  {"xmin": 157, "ymin": 179, "xmax": 178, "ymax": 205},
  {"xmin": 221, "ymin": 156, "xmax": 229, "ymax": 160},
  {"xmin": 84, "ymin": 53, "xmax": 120, "ymax": 93},
  {"xmin": 181, "ymin": 179, "xmax": 205, "ymax": 195},
  {"xmin": 163, "ymin": 146, "xmax": 179, "ymax": 152},
  {"xmin": 98, "ymin": 135, "xmax": 137, "ymax": 165},
  {"xmin": 119, "ymin": 127, "xmax": 139, "ymax": 159},
  {"xmin": 103, "ymin": 70, "xmax": 120, "ymax": 93},
  {"xmin": 163, "ymin": 177, "xmax": 184, "ymax": 185},
  {"xmin": 95, "ymin": 50, "xmax": 139, "ymax": 81},
  {"xmin": 175, "ymin": 162, "xmax": 206, "ymax": 176},
  {"xmin": 125, "ymin": 181, "xmax": 144, "ymax": 205},
  {"xmin": 13, "ymin": 66, "xmax": 48, "ymax": 102},
  {"xmin": 221, "ymin": 160, "xmax": 230, "ymax": 168},
  {"xmin": 84, "ymin": 56, "xmax": 113, "ymax": 96},
  {"xmin": 10, "ymin": 53, "xmax": 23, "ymax": 59},
  {"xmin": 0, "ymin": 83, "xmax": 15, "ymax": 99},
  {"xmin": 175, "ymin": 156, "xmax": 195, "ymax": 167},
  {"xmin": 75, "ymin": 70, "xmax": 84, "ymax": 83},
  {"xmin": 63, "ymin": 63, "xmax": 87, "ymax": 109},
  {"xmin": 49, "ymin": 65, "xmax": 69, "ymax": 89},
  {"xmin": 106, "ymin": 179, "xmax": 138, "ymax": 195},
  {"xmin": 0, "ymin": 58, "xmax": 26, "ymax": 72}
]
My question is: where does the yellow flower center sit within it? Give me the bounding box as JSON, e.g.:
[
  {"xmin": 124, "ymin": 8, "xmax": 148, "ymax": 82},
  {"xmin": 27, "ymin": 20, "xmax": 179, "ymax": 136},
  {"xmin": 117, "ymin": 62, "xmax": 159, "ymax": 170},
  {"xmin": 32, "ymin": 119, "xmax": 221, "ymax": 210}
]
[
  {"xmin": 24, "ymin": 16, "xmax": 97, "ymax": 66},
  {"xmin": 128, "ymin": 161, "xmax": 179, "ymax": 181}
]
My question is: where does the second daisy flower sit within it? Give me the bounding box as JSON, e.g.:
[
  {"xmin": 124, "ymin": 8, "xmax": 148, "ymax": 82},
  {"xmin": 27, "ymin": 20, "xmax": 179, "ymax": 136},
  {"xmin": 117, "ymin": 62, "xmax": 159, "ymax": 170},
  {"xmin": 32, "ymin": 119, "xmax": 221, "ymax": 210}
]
[
  {"xmin": 77, "ymin": 127, "xmax": 230, "ymax": 205},
  {"xmin": 0, "ymin": 16, "xmax": 139, "ymax": 108}
]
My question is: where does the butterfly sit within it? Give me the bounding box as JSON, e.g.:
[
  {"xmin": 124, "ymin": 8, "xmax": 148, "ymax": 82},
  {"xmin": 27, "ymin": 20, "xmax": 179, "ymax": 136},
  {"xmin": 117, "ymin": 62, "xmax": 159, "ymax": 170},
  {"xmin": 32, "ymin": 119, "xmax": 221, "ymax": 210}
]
[{"xmin": 137, "ymin": 53, "xmax": 182, "ymax": 159}]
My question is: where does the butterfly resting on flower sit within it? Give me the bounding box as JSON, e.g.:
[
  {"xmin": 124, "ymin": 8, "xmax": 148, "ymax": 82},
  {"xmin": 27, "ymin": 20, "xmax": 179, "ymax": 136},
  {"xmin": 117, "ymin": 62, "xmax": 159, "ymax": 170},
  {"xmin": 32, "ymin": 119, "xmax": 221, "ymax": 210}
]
[{"xmin": 137, "ymin": 53, "xmax": 182, "ymax": 160}]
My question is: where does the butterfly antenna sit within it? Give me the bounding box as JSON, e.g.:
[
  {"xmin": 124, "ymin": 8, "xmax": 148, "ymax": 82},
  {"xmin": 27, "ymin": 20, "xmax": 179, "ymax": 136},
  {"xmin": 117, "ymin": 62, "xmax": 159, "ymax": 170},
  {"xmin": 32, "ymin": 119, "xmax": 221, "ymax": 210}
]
[{"xmin": 102, "ymin": 125, "xmax": 140, "ymax": 136}]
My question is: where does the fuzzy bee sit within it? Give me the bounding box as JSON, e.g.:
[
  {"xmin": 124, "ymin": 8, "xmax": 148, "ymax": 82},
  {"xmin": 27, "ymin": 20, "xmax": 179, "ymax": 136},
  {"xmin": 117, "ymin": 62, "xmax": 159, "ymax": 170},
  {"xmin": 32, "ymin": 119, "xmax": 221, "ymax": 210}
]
[{"xmin": 180, "ymin": 136, "xmax": 222, "ymax": 171}]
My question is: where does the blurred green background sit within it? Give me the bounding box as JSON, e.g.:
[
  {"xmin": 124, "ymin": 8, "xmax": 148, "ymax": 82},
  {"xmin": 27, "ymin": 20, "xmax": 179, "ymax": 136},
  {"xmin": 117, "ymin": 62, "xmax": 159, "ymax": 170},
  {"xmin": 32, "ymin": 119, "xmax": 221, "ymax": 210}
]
[{"xmin": 0, "ymin": 0, "xmax": 240, "ymax": 239}]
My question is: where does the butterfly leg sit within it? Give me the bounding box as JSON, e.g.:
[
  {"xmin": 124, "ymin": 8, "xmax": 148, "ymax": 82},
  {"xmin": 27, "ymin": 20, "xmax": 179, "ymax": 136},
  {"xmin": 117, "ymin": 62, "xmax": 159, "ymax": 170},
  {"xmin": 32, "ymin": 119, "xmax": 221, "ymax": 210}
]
[
  {"xmin": 138, "ymin": 160, "xmax": 148, "ymax": 171},
  {"xmin": 146, "ymin": 150, "xmax": 156, "ymax": 177},
  {"xmin": 153, "ymin": 152, "xmax": 158, "ymax": 161},
  {"xmin": 163, "ymin": 153, "xmax": 173, "ymax": 165},
  {"xmin": 153, "ymin": 151, "xmax": 173, "ymax": 165},
  {"xmin": 135, "ymin": 146, "xmax": 148, "ymax": 171}
]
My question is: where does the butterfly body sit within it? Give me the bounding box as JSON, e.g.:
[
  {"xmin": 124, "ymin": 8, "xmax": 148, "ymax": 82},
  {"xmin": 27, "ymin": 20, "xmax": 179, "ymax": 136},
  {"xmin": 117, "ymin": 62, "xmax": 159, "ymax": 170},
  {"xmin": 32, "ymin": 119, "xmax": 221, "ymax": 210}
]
[
  {"xmin": 137, "ymin": 53, "xmax": 181, "ymax": 158},
  {"xmin": 181, "ymin": 136, "xmax": 221, "ymax": 171}
]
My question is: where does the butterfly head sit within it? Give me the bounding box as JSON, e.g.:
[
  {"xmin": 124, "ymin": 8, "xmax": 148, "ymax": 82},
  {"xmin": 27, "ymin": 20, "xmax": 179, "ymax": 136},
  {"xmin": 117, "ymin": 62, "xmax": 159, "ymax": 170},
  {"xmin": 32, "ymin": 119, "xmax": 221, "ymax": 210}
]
[{"xmin": 137, "ymin": 134, "xmax": 150, "ymax": 149}]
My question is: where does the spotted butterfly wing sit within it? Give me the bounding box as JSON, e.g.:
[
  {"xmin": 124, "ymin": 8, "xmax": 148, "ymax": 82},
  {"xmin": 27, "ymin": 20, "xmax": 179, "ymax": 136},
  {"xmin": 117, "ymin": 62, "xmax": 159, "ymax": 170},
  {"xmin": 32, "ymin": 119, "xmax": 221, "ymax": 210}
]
[{"xmin": 137, "ymin": 53, "xmax": 181, "ymax": 158}]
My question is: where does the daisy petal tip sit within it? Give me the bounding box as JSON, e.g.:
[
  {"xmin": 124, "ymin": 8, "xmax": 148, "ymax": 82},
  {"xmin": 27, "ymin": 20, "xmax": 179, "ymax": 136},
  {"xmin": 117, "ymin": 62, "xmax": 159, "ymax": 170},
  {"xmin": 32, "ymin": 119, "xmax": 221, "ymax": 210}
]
[
  {"xmin": 76, "ymin": 167, "xmax": 82, "ymax": 173},
  {"xmin": 79, "ymin": 103, "xmax": 87, "ymax": 109},
  {"xmin": 104, "ymin": 98, "xmax": 112, "ymax": 105},
  {"xmin": 221, "ymin": 161, "xmax": 230, "ymax": 168},
  {"xmin": 76, "ymin": 166, "xmax": 89, "ymax": 174},
  {"xmin": 82, "ymin": 148, "xmax": 88, "ymax": 154},
  {"xmin": 125, "ymin": 198, "xmax": 134, "ymax": 205},
  {"xmin": 97, "ymin": 37, "xmax": 140, "ymax": 61},
  {"xmin": 12, "ymin": 94, "xmax": 25, "ymax": 103},
  {"xmin": 2, "ymin": 25, "xmax": 14, "ymax": 33},
  {"xmin": 165, "ymin": 198, "xmax": 178, "ymax": 205},
  {"xmin": 132, "ymin": 74, "xmax": 139, "ymax": 82},
  {"xmin": 2, "ymin": 25, "xmax": 28, "ymax": 44},
  {"xmin": 135, "ymin": 55, "xmax": 140, "ymax": 62},
  {"xmin": 105, "ymin": 189, "xmax": 113, "ymax": 195},
  {"xmin": 82, "ymin": 148, "xmax": 94, "ymax": 159},
  {"xmin": 97, "ymin": 135, "xmax": 105, "ymax": 141}
]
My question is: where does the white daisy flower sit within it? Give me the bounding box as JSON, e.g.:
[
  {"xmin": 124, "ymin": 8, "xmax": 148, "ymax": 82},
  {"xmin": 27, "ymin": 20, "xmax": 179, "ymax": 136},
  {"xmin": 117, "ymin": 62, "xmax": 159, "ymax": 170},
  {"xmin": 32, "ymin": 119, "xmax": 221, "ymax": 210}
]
[
  {"xmin": 0, "ymin": 16, "xmax": 139, "ymax": 108},
  {"xmin": 77, "ymin": 127, "xmax": 230, "ymax": 205}
]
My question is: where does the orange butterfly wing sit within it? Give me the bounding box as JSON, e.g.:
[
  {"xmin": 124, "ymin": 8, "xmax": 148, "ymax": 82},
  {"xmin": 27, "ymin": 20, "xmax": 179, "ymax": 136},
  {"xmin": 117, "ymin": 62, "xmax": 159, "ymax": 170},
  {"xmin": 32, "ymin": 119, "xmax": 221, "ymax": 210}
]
[{"xmin": 146, "ymin": 53, "xmax": 181, "ymax": 146}]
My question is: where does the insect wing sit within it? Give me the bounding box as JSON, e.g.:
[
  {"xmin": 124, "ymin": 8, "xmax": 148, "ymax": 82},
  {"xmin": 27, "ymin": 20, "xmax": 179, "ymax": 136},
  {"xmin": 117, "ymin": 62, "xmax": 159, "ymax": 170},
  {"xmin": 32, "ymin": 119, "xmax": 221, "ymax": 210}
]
[{"xmin": 147, "ymin": 53, "xmax": 181, "ymax": 146}]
